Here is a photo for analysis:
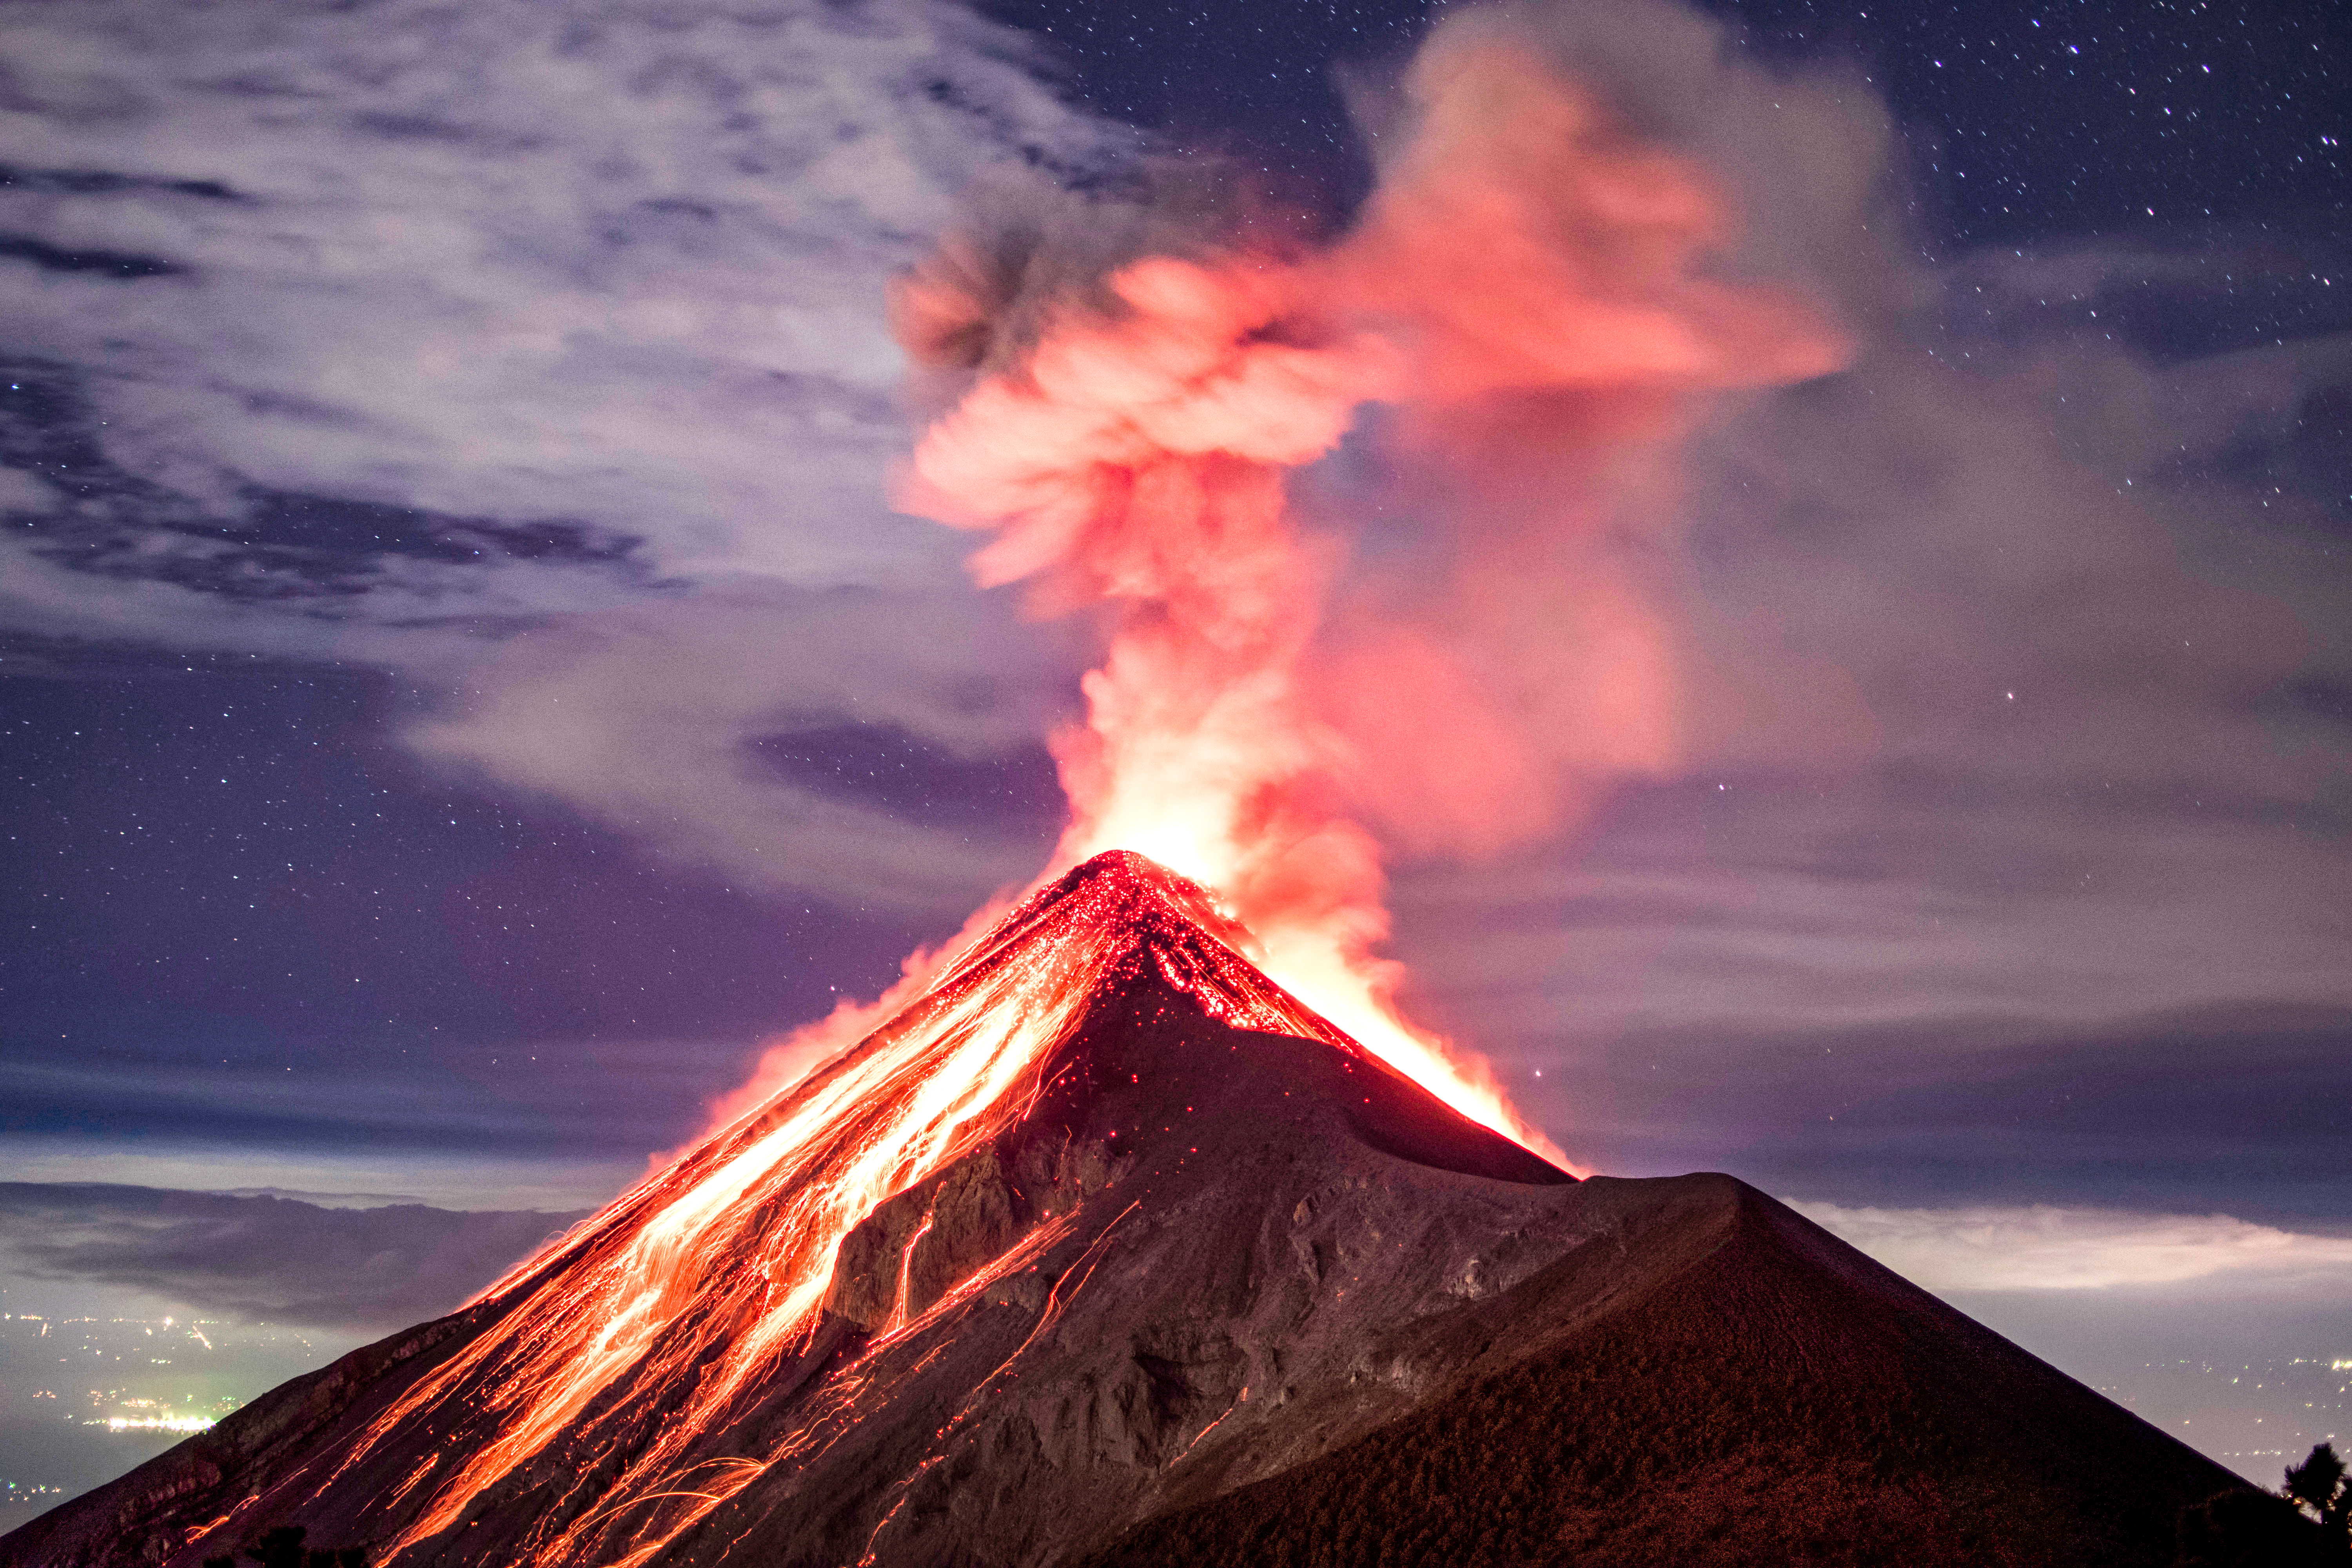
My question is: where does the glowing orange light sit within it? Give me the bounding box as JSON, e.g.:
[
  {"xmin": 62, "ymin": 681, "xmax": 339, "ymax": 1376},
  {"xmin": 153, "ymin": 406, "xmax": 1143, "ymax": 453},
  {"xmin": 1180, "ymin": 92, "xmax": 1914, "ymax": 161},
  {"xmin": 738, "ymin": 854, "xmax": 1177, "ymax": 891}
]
[{"xmin": 292, "ymin": 856, "xmax": 1397, "ymax": 1568}]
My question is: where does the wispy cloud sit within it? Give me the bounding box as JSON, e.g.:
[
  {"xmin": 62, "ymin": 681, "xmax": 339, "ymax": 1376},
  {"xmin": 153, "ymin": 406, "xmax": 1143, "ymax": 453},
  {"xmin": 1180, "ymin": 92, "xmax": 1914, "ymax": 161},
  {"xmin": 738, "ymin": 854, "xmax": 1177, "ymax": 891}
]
[
  {"xmin": 1793, "ymin": 1200, "xmax": 2352, "ymax": 1292},
  {"xmin": 0, "ymin": 0, "xmax": 1113, "ymax": 608},
  {"xmin": 0, "ymin": 0, "xmax": 1118, "ymax": 911},
  {"xmin": 2, "ymin": 0, "xmax": 2345, "ymax": 1051},
  {"xmin": 406, "ymin": 586, "xmax": 1075, "ymax": 909}
]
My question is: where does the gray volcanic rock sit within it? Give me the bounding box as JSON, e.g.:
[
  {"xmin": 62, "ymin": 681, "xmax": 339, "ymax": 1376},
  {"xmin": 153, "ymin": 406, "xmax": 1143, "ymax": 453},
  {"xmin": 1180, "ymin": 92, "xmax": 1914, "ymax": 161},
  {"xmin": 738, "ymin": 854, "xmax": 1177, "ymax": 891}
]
[{"xmin": 0, "ymin": 853, "xmax": 2265, "ymax": 1568}]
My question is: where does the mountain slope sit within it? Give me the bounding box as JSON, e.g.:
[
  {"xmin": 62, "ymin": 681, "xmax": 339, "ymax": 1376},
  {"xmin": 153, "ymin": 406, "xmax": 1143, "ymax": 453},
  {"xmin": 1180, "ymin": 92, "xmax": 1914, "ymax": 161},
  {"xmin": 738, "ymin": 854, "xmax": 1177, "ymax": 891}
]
[
  {"xmin": 1089, "ymin": 1178, "xmax": 2245, "ymax": 1566},
  {"xmin": 1, "ymin": 852, "xmax": 2254, "ymax": 1568}
]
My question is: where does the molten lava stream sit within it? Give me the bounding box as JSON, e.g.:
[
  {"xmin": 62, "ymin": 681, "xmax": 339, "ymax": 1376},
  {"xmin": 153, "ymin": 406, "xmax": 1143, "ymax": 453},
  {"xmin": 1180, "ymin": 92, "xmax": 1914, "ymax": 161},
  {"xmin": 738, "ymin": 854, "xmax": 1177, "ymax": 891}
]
[
  {"xmin": 308, "ymin": 856, "xmax": 1550, "ymax": 1568},
  {"xmin": 1208, "ymin": 915, "xmax": 1562, "ymax": 1167},
  {"xmin": 338, "ymin": 882, "xmax": 1119, "ymax": 1563}
]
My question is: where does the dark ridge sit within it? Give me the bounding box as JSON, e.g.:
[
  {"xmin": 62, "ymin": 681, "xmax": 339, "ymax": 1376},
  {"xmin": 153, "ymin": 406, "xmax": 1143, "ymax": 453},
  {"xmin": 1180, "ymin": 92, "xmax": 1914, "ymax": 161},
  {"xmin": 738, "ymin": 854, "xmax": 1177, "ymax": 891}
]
[{"xmin": 1339, "ymin": 1058, "xmax": 1573, "ymax": 1186}]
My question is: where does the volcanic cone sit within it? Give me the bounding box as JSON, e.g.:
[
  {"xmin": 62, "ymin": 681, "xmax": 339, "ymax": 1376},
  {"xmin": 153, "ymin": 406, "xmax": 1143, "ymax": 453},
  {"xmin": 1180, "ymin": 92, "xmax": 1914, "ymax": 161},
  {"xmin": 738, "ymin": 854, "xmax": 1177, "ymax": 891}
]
[{"xmin": 0, "ymin": 851, "xmax": 2255, "ymax": 1568}]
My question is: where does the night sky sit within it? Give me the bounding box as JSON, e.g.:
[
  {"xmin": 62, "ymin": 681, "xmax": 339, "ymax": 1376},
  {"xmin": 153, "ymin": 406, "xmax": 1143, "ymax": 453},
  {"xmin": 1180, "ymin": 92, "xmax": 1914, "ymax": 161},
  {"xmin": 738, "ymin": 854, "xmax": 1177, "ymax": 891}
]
[{"xmin": 1, "ymin": 0, "xmax": 2348, "ymax": 1490}]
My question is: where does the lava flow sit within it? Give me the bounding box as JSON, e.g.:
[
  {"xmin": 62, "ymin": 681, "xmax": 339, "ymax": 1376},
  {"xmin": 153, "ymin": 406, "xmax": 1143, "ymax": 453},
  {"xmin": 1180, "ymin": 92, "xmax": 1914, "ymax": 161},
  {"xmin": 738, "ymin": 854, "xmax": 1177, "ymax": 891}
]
[{"xmin": 305, "ymin": 855, "xmax": 1385, "ymax": 1568}]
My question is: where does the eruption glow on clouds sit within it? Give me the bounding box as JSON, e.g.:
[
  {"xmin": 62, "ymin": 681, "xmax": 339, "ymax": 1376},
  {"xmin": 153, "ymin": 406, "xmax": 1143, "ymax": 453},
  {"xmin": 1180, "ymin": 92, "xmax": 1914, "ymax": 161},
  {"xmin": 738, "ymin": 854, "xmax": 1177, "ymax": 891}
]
[{"xmin": 847, "ymin": 29, "xmax": 1842, "ymax": 1160}]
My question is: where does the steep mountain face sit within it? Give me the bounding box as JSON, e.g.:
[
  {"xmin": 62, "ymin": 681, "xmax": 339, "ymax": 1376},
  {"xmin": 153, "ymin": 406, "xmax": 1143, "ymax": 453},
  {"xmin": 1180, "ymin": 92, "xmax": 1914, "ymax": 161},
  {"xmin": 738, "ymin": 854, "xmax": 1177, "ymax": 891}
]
[{"xmin": 3, "ymin": 853, "xmax": 2253, "ymax": 1568}]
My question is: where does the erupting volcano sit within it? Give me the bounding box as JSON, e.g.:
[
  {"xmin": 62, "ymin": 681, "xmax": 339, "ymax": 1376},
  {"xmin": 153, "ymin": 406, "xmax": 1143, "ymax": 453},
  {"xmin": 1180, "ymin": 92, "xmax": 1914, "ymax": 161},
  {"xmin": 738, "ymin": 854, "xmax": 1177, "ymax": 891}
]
[
  {"xmin": 0, "ymin": 24, "xmax": 2285, "ymax": 1568},
  {"xmin": 4, "ymin": 852, "xmax": 2255, "ymax": 1568}
]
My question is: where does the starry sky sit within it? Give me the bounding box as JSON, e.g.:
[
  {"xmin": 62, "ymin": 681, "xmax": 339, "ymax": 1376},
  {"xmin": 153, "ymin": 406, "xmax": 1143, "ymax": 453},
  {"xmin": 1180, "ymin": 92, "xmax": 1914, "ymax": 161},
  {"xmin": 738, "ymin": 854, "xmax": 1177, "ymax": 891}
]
[{"xmin": 1, "ymin": 0, "xmax": 2349, "ymax": 1483}]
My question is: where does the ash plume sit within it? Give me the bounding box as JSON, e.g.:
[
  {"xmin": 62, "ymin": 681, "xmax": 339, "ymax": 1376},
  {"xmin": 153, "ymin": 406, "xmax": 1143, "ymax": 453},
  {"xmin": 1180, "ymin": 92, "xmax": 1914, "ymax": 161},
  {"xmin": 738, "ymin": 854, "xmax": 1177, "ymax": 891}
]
[{"xmin": 862, "ymin": 13, "xmax": 1852, "ymax": 1161}]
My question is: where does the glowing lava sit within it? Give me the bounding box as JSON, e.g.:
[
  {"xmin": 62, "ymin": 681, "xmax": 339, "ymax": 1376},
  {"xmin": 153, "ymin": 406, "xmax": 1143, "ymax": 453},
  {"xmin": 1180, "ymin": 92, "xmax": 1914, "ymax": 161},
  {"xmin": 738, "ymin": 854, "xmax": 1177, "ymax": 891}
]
[{"xmin": 287, "ymin": 855, "xmax": 1396, "ymax": 1568}]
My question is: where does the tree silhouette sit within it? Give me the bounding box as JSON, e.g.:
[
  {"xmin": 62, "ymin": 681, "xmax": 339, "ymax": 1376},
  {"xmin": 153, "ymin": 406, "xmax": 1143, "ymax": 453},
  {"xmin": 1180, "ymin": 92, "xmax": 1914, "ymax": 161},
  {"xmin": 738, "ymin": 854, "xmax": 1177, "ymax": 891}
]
[{"xmin": 2286, "ymin": 1442, "xmax": 2352, "ymax": 1548}]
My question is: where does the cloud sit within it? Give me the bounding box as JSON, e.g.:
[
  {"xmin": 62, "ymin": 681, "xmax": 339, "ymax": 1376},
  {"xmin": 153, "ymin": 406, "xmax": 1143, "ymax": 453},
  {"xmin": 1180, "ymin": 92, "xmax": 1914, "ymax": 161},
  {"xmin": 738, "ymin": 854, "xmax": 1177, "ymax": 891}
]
[
  {"xmin": 1791, "ymin": 1199, "xmax": 2352, "ymax": 1292},
  {"xmin": 1398, "ymin": 774, "xmax": 2352, "ymax": 1057},
  {"xmin": 1, "ymin": 1035, "xmax": 798, "ymax": 1167},
  {"xmin": 1299, "ymin": 7, "xmax": 2351, "ymax": 1123},
  {"xmin": 1494, "ymin": 1002, "xmax": 2352, "ymax": 1222},
  {"xmin": 1946, "ymin": 236, "xmax": 2352, "ymax": 360},
  {"xmin": 407, "ymin": 586, "xmax": 1075, "ymax": 910},
  {"xmin": 0, "ymin": 0, "xmax": 1120, "ymax": 908},
  {"xmin": 1367, "ymin": 0, "xmax": 1926, "ymax": 334},
  {"xmin": 0, "ymin": 1137, "xmax": 635, "ymax": 1216},
  {"xmin": 1357, "ymin": 15, "xmax": 2351, "ymax": 1088},
  {"xmin": 1381, "ymin": 291, "xmax": 2352, "ymax": 1075},
  {"xmin": 3, "ymin": 0, "xmax": 2345, "ymax": 1055},
  {"xmin": 0, "ymin": 0, "xmax": 1113, "ymax": 595},
  {"xmin": 0, "ymin": 1183, "xmax": 587, "ymax": 1330}
]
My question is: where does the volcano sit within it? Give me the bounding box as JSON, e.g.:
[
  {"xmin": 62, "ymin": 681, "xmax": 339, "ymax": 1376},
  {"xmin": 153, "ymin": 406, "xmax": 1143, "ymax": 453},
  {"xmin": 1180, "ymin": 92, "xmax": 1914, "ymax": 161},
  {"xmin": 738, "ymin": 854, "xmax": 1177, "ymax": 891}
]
[{"xmin": 4, "ymin": 852, "xmax": 2258, "ymax": 1567}]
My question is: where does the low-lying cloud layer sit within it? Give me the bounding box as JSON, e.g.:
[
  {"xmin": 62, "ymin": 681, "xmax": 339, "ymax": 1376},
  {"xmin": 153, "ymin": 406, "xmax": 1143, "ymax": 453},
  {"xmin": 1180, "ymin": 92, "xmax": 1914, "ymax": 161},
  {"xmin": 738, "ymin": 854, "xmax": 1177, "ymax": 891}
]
[
  {"xmin": 9, "ymin": 1176, "xmax": 2339, "ymax": 1337},
  {"xmin": 1795, "ymin": 1200, "xmax": 2352, "ymax": 1293},
  {"xmin": 0, "ymin": 1184, "xmax": 585, "ymax": 1330}
]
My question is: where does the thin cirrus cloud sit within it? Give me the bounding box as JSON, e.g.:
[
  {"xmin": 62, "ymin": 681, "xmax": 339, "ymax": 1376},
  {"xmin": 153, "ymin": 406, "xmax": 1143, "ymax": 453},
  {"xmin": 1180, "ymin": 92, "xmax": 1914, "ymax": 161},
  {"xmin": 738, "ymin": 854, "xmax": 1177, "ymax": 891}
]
[
  {"xmin": 1793, "ymin": 1200, "xmax": 2352, "ymax": 1294},
  {"xmin": 0, "ymin": 0, "xmax": 1114, "ymax": 595}
]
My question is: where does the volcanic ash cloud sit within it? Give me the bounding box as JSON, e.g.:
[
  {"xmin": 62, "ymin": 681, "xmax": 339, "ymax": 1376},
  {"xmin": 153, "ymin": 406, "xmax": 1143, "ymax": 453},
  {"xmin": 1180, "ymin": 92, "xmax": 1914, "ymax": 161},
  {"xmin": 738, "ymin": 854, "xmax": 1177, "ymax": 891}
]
[{"xmin": 882, "ymin": 24, "xmax": 1849, "ymax": 1163}]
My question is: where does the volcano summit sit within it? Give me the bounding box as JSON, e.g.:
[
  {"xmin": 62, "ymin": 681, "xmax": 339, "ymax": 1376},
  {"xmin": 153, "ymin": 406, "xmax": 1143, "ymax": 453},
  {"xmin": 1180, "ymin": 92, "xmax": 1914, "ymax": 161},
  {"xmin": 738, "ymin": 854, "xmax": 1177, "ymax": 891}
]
[{"xmin": 3, "ymin": 853, "xmax": 2258, "ymax": 1567}]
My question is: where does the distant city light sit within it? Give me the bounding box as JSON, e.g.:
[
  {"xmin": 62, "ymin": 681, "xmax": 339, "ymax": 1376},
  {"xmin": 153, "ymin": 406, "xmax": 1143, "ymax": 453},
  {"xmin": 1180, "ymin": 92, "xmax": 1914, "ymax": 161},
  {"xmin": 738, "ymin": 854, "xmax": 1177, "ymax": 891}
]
[{"xmin": 96, "ymin": 1415, "xmax": 216, "ymax": 1434}]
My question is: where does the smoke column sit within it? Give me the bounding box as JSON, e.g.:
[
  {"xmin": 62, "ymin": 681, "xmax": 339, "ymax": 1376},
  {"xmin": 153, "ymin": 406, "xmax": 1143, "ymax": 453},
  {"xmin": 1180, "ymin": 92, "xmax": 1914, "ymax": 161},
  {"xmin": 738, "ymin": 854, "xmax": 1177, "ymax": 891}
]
[{"xmin": 859, "ymin": 29, "xmax": 1844, "ymax": 1160}]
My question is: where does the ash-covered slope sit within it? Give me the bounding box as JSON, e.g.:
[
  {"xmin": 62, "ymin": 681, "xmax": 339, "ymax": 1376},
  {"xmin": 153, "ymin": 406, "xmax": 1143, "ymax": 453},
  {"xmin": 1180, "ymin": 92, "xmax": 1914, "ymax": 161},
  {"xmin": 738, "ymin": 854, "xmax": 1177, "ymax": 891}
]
[{"xmin": 4, "ymin": 853, "xmax": 2252, "ymax": 1568}]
